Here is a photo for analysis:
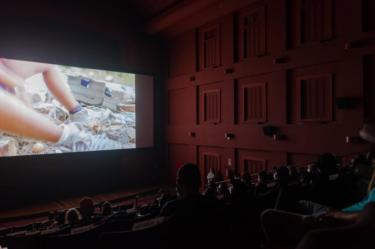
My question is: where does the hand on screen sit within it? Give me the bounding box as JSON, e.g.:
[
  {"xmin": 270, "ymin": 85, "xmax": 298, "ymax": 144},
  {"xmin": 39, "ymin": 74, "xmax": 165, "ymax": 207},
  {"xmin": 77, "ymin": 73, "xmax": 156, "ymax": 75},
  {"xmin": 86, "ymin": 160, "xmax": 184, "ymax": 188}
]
[{"xmin": 14, "ymin": 85, "xmax": 32, "ymax": 107}]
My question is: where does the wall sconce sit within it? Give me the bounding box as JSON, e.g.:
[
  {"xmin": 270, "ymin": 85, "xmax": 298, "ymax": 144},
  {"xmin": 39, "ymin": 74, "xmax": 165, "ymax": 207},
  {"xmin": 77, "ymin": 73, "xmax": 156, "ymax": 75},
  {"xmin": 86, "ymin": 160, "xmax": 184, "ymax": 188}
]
[
  {"xmin": 263, "ymin": 125, "xmax": 286, "ymax": 141},
  {"xmin": 273, "ymin": 57, "xmax": 287, "ymax": 64},
  {"xmin": 224, "ymin": 68, "xmax": 234, "ymax": 74},
  {"xmin": 224, "ymin": 133, "xmax": 235, "ymax": 140},
  {"xmin": 188, "ymin": 132, "xmax": 196, "ymax": 137},
  {"xmin": 262, "ymin": 125, "xmax": 279, "ymax": 137}
]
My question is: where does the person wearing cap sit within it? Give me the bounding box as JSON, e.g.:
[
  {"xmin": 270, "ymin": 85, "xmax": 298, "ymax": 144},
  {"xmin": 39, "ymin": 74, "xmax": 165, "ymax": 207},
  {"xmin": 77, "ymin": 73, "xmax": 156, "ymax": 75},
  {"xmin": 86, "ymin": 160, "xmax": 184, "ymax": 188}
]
[{"xmin": 261, "ymin": 123, "xmax": 375, "ymax": 247}]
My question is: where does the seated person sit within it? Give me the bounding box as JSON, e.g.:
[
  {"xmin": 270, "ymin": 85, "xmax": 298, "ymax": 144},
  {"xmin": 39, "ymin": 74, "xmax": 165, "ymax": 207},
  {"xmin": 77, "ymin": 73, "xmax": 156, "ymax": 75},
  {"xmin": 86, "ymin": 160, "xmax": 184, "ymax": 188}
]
[
  {"xmin": 298, "ymin": 167, "xmax": 310, "ymax": 184},
  {"xmin": 160, "ymin": 163, "xmax": 220, "ymax": 217},
  {"xmin": 316, "ymin": 153, "xmax": 339, "ymax": 177},
  {"xmin": 308, "ymin": 154, "xmax": 349, "ymax": 208},
  {"xmin": 273, "ymin": 166, "xmax": 298, "ymax": 210},
  {"xmin": 296, "ymin": 202, "xmax": 375, "ymax": 249},
  {"xmin": 261, "ymin": 123, "xmax": 375, "ymax": 248},
  {"xmin": 65, "ymin": 208, "xmax": 82, "ymax": 225},
  {"xmin": 206, "ymin": 167, "xmax": 216, "ymax": 184},
  {"xmin": 159, "ymin": 163, "xmax": 223, "ymax": 248},
  {"xmin": 274, "ymin": 166, "xmax": 290, "ymax": 186},
  {"xmin": 225, "ymin": 167, "xmax": 246, "ymax": 200},
  {"xmin": 216, "ymin": 182, "xmax": 231, "ymax": 201},
  {"xmin": 262, "ymin": 168, "xmax": 375, "ymax": 247},
  {"xmin": 101, "ymin": 201, "xmax": 113, "ymax": 216},
  {"xmin": 254, "ymin": 170, "xmax": 272, "ymax": 195},
  {"xmin": 203, "ymin": 168, "xmax": 218, "ymax": 198},
  {"xmin": 306, "ymin": 163, "xmax": 320, "ymax": 182},
  {"xmin": 79, "ymin": 197, "xmax": 95, "ymax": 224},
  {"xmin": 203, "ymin": 180, "xmax": 217, "ymax": 199},
  {"xmin": 242, "ymin": 165, "xmax": 253, "ymax": 190},
  {"xmin": 288, "ymin": 165, "xmax": 298, "ymax": 177}
]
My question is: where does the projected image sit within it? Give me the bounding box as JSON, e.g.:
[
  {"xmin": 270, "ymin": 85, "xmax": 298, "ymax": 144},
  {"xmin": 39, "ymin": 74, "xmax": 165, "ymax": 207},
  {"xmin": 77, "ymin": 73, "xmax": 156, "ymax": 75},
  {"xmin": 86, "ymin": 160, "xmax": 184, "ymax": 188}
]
[{"xmin": 0, "ymin": 58, "xmax": 136, "ymax": 156}]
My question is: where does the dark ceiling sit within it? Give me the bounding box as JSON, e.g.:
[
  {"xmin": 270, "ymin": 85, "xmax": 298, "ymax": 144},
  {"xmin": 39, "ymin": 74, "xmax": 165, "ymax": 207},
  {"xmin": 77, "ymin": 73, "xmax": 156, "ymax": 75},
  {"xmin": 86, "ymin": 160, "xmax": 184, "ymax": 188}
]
[
  {"xmin": 129, "ymin": 0, "xmax": 183, "ymax": 20},
  {"xmin": 1, "ymin": 0, "xmax": 190, "ymax": 37},
  {"xmin": 3, "ymin": 0, "xmax": 182, "ymax": 22}
]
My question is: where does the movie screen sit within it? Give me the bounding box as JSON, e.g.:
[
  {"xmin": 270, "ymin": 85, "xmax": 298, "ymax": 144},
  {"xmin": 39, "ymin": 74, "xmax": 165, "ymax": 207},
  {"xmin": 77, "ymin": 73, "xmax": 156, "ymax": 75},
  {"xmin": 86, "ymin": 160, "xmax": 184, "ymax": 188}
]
[{"xmin": 0, "ymin": 58, "xmax": 136, "ymax": 156}]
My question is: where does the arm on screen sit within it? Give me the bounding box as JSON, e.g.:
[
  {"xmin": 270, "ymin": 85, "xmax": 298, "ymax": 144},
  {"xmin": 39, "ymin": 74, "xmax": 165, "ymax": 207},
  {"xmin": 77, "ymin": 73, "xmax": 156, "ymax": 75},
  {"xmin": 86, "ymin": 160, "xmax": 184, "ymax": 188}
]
[
  {"xmin": 42, "ymin": 66, "xmax": 80, "ymax": 112},
  {"xmin": 0, "ymin": 62, "xmax": 24, "ymax": 89},
  {"xmin": 0, "ymin": 90, "xmax": 62, "ymax": 142},
  {"xmin": 0, "ymin": 64, "xmax": 33, "ymax": 106},
  {"xmin": 1, "ymin": 59, "xmax": 82, "ymax": 112}
]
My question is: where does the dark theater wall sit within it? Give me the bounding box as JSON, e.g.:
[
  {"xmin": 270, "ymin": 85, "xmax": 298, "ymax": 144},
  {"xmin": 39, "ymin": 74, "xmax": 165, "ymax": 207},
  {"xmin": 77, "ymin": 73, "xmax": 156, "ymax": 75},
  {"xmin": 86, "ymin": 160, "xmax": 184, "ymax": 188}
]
[
  {"xmin": 0, "ymin": 3, "xmax": 166, "ymax": 209},
  {"xmin": 166, "ymin": 0, "xmax": 373, "ymax": 182}
]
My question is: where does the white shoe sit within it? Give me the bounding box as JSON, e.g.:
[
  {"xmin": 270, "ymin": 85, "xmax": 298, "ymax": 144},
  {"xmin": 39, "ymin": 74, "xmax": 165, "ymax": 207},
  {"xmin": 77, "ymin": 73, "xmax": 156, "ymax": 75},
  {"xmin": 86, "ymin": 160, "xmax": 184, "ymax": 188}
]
[
  {"xmin": 57, "ymin": 123, "xmax": 122, "ymax": 152},
  {"xmin": 72, "ymin": 133, "xmax": 122, "ymax": 152}
]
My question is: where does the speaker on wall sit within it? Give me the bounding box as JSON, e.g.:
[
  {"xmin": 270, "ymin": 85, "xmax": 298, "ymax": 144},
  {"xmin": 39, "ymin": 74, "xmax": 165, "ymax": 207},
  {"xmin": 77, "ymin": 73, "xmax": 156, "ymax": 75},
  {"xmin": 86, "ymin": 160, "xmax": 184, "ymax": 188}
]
[{"xmin": 262, "ymin": 126, "xmax": 279, "ymax": 137}]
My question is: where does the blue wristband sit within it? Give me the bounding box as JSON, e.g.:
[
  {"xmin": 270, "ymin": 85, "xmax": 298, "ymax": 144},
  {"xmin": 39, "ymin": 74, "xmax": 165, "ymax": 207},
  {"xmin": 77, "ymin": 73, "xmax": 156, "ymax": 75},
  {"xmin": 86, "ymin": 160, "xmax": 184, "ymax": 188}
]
[{"xmin": 69, "ymin": 105, "xmax": 82, "ymax": 114}]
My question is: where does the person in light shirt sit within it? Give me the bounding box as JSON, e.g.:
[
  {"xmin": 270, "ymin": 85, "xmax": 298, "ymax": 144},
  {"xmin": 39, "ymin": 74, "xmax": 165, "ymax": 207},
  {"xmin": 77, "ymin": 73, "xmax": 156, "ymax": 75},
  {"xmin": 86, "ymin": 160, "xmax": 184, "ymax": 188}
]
[{"xmin": 261, "ymin": 123, "xmax": 375, "ymax": 248}]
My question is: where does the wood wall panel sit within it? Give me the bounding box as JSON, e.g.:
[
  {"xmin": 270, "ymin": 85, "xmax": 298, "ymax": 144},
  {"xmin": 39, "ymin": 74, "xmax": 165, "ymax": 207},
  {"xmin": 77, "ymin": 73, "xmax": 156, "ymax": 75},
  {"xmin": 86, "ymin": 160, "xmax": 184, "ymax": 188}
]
[
  {"xmin": 268, "ymin": 71, "xmax": 288, "ymax": 124},
  {"xmin": 268, "ymin": 0, "xmax": 288, "ymax": 55},
  {"xmin": 168, "ymin": 144, "xmax": 197, "ymax": 182},
  {"xmin": 288, "ymin": 0, "xmax": 335, "ymax": 49},
  {"xmin": 297, "ymin": 74, "xmax": 333, "ymax": 123},
  {"xmin": 237, "ymin": 72, "xmax": 287, "ymax": 125},
  {"xmin": 199, "ymin": 146, "xmax": 235, "ymax": 184},
  {"xmin": 168, "ymin": 30, "xmax": 196, "ymax": 77},
  {"xmin": 238, "ymin": 4, "xmax": 267, "ymax": 60},
  {"xmin": 200, "ymin": 88, "xmax": 221, "ymax": 124},
  {"xmin": 237, "ymin": 75, "xmax": 268, "ymax": 124},
  {"xmin": 168, "ymin": 124, "xmax": 365, "ymax": 155},
  {"xmin": 221, "ymin": 14, "xmax": 235, "ymax": 67},
  {"xmin": 166, "ymin": 0, "xmax": 370, "ymax": 179},
  {"xmin": 198, "ymin": 80, "xmax": 235, "ymax": 125},
  {"xmin": 168, "ymin": 87, "xmax": 196, "ymax": 125},
  {"xmin": 287, "ymin": 153, "xmax": 319, "ymax": 167},
  {"xmin": 237, "ymin": 149, "xmax": 287, "ymax": 174},
  {"xmin": 197, "ymin": 14, "xmax": 234, "ymax": 72},
  {"xmin": 362, "ymin": 0, "xmax": 375, "ymax": 32},
  {"xmin": 288, "ymin": 60, "xmax": 363, "ymax": 125},
  {"xmin": 298, "ymin": 0, "xmax": 334, "ymax": 45},
  {"xmin": 199, "ymin": 23, "xmax": 222, "ymax": 70},
  {"xmin": 336, "ymin": 0, "xmax": 361, "ymax": 37}
]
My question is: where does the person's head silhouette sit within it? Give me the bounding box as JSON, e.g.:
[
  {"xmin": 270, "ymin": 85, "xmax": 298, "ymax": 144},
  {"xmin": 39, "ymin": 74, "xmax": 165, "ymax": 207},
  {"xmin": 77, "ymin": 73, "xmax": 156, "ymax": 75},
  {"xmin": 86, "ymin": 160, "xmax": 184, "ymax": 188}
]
[{"xmin": 176, "ymin": 163, "xmax": 201, "ymax": 198}]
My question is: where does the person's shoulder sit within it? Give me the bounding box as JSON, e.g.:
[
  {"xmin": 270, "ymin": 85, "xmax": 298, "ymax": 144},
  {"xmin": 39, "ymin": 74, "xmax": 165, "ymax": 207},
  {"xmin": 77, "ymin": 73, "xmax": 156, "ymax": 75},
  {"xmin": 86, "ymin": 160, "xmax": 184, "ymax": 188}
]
[
  {"xmin": 368, "ymin": 188, "xmax": 375, "ymax": 200},
  {"xmin": 199, "ymin": 194, "xmax": 221, "ymax": 206},
  {"xmin": 159, "ymin": 199, "xmax": 181, "ymax": 217}
]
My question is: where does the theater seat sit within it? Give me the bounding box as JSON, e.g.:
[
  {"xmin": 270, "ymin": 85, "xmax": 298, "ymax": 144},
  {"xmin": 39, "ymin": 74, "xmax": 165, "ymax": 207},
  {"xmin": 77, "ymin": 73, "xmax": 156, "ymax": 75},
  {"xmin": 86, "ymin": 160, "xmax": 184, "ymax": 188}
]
[
  {"xmin": 99, "ymin": 221, "xmax": 166, "ymax": 249},
  {"xmin": 296, "ymin": 203, "xmax": 375, "ymax": 249}
]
